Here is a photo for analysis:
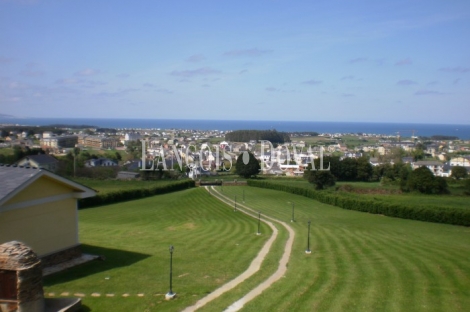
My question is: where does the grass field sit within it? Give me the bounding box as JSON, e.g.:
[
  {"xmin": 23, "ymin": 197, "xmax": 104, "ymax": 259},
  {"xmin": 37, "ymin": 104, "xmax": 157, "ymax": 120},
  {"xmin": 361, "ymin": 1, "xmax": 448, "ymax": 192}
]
[
  {"xmin": 219, "ymin": 186, "xmax": 470, "ymax": 311},
  {"xmin": 267, "ymin": 179, "xmax": 470, "ymax": 210},
  {"xmin": 43, "ymin": 188, "xmax": 272, "ymax": 311},
  {"xmin": 43, "ymin": 184, "xmax": 470, "ymax": 311}
]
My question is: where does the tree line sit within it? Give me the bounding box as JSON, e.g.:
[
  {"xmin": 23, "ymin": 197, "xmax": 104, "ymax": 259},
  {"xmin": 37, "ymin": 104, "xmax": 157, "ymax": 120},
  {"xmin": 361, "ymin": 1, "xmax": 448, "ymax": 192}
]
[
  {"xmin": 303, "ymin": 156, "xmax": 463, "ymax": 195},
  {"xmin": 225, "ymin": 129, "xmax": 290, "ymax": 143}
]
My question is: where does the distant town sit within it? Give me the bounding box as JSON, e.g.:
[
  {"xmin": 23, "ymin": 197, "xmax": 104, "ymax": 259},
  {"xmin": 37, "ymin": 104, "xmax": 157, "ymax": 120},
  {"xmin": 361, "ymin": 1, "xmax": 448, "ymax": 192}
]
[{"xmin": 0, "ymin": 122, "xmax": 469, "ymax": 181}]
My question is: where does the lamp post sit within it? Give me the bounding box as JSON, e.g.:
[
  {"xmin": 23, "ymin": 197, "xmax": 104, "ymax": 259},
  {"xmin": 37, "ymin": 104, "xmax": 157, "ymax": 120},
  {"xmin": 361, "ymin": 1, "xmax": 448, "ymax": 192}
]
[
  {"xmin": 257, "ymin": 211, "xmax": 261, "ymax": 235},
  {"xmin": 234, "ymin": 195, "xmax": 237, "ymax": 212},
  {"xmin": 165, "ymin": 245, "xmax": 176, "ymax": 299},
  {"xmin": 291, "ymin": 202, "xmax": 295, "ymax": 222},
  {"xmin": 306, "ymin": 220, "xmax": 311, "ymax": 254}
]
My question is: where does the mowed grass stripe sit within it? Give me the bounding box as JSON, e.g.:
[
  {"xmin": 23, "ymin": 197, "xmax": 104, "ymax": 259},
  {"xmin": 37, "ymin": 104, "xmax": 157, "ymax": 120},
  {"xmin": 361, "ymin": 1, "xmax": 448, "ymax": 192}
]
[
  {"xmin": 217, "ymin": 186, "xmax": 470, "ymax": 312},
  {"xmin": 349, "ymin": 229, "xmax": 403, "ymax": 312},
  {"xmin": 45, "ymin": 188, "xmax": 272, "ymax": 311},
  {"xmin": 333, "ymin": 227, "xmax": 381, "ymax": 311}
]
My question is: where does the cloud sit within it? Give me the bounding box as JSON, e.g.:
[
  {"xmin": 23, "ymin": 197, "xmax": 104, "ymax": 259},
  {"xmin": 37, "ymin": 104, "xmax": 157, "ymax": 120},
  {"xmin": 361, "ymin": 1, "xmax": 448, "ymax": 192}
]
[
  {"xmin": 396, "ymin": 79, "xmax": 418, "ymax": 86},
  {"xmin": 348, "ymin": 57, "xmax": 367, "ymax": 64},
  {"xmin": 301, "ymin": 79, "xmax": 322, "ymax": 85},
  {"xmin": 453, "ymin": 78, "xmax": 461, "ymax": 85},
  {"xmin": 427, "ymin": 81, "xmax": 439, "ymax": 86},
  {"xmin": 186, "ymin": 54, "xmax": 205, "ymax": 63},
  {"xmin": 56, "ymin": 78, "xmax": 82, "ymax": 84},
  {"xmin": 265, "ymin": 87, "xmax": 297, "ymax": 93},
  {"xmin": 239, "ymin": 69, "xmax": 248, "ymax": 74},
  {"xmin": 143, "ymin": 83, "xmax": 156, "ymax": 88},
  {"xmin": 0, "ymin": 0, "xmax": 38, "ymax": 4},
  {"xmin": 223, "ymin": 48, "xmax": 272, "ymax": 57},
  {"xmin": 341, "ymin": 75, "xmax": 355, "ymax": 80},
  {"xmin": 395, "ymin": 58, "xmax": 412, "ymax": 66},
  {"xmin": 170, "ymin": 67, "xmax": 221, "ymax": 77},
  {"xmin": 116, "ymin": 73, "xmax": 130, "ymax": 78},
  {"xmin": 0, "ymin": 57, "xmax": 14, "ymax": 64},
  {"xmin": 439, "ymin": 66, "xmax": 470, "ymax": 73},
  {"xmin": 75, "ymin": 68, "xmax": 100, "ymax": 76},
  {"xmin": 414, "ymin": 89, "xmax": 446, "ymax": 95},
  {"xmin": 342, "ymin": 93, "xmax": 355, "ymax": 97},
  {"xmin": 20, "ymin": 70, "xmax": 45, "ymax": 77},
  {"xmin": 93, "ymin": 88, "xmax": 139, "ymax": 98}
]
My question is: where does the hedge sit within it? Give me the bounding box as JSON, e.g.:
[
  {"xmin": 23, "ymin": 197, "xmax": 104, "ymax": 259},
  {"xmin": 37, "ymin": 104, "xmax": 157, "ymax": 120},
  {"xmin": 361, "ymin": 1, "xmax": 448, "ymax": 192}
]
[
  {"xmin": 79, "ymin": 180, "xmax": 195, "ymax": 209},
  {"xmin": 247, "ymin": 180, "xmax": 470, "ymax": 226}
]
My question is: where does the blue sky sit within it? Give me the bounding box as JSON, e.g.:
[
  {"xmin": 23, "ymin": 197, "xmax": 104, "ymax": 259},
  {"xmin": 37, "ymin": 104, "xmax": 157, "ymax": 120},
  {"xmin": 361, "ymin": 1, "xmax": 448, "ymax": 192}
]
[{"xmin": 1, "ymin": 0, "xmax": 469, "ymax": 123}]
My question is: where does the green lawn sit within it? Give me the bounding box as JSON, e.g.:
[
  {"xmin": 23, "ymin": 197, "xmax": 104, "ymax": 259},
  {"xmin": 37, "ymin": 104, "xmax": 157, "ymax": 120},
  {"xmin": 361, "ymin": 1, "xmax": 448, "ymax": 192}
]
[
  {"xmin": 43, "ymin": 188, "xmax": 271, "ymax": 311},
  {"xmin": 267, "ymin": 179, "xmax": 470, "ymax": 210},
  {"xmin": 219, "ymin": 186, "xmax": 470, "ymax": 311},
  {"xmin": 43, "ymin": 184, "xmax": 470, "ymax": 311}
]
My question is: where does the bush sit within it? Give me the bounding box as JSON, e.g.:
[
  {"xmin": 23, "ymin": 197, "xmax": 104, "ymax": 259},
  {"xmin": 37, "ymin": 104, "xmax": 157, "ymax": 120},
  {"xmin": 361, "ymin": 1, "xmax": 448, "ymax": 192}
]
[
  {"xmin": 78, "ymin": 180, "xmax": 195, "ymax": 209},
  {"xmin": 247, "ymin": 180, "xmax": 470, "ymax": 226}
]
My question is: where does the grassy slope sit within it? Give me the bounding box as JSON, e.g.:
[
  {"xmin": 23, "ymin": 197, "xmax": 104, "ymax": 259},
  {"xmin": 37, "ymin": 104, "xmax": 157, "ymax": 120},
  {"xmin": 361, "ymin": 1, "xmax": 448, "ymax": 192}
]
[
  {"xmin": 220, "ymin": 186, "xmax": 470, "ymax": 312},
  {"xmin": 43, "ymin": 184, "xmax": 470, "ymax": 311},
  {"xmin": 43, "ymin": 188, "xmax": 271, "ymax": 311},
  {"xmin": 268, "ymin": 179, "xmax": 470, "ymax": 210}
]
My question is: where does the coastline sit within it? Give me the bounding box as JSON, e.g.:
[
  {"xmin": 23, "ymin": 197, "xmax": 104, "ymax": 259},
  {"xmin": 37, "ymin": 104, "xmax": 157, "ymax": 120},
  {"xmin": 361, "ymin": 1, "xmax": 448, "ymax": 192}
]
[{"xmin": 0, "ymin": 118, "xmax": 469, "ymax": 139}]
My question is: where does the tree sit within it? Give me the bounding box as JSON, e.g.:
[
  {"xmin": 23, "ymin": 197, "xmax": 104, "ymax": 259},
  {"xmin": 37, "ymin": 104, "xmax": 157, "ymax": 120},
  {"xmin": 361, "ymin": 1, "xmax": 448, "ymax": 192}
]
[
  {"xmin": 356, "ymin": 157, "xmax": 373, "ymax": 181},
  {"xmin": 412, "ymin": 144, "xmax": 425, "ymax": 161},
  {"xmin": 405, "ymin": 166, "xmax": 448, "ymax": 194},
  {"xmin": 308, "ymin": 170, "xmax": 336, "ymax": 190},
  {"xmin": 235, "ymin": 151, "xmax": 260, "ymax": 178},
  {"xmin": 451, "ymin": 166, "xmax": 468, "ymax": 180},
  {"xmin": 339, "ymin": 158, "xmax": 357, "ymax": 181}
]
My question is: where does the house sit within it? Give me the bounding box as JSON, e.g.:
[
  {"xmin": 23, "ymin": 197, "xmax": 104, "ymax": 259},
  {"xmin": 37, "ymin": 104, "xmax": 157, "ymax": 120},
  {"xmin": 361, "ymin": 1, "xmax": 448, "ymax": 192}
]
[
  {"xmin": 412, "ymin": 160, "xmax": 444, "ymax": 176},
  {"xmin": 85, "ymin": 158, "xmax": 118, "ymax": 167},
  {"xmin": 449, "ymin": 156, "xmax": 470, "ymax": 167},
  {"xmin": 0, "ymin": 165, "xmax": 96, "ymax": 266},
  {"xmin": 16, "ymin": 154, "xmax": 59, "ymax": 172}
]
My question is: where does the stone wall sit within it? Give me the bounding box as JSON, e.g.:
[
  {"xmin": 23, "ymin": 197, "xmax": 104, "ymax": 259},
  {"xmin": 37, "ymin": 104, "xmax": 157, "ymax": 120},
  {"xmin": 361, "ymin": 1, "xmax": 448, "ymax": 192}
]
[{"xmin": 40, "ymin": 245, "xmax": 82, "ymax": 268}]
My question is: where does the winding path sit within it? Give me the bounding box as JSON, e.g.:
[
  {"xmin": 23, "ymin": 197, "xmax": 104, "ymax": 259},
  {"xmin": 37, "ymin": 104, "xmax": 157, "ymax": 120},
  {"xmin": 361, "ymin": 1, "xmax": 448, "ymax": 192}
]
[{"xmin": 182, "ymin": 186, "xmax": 295, "ymax": 312}]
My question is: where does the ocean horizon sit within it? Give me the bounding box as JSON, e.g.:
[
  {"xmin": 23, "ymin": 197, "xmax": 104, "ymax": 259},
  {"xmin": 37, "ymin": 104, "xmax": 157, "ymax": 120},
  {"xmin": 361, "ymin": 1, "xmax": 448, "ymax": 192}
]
[{"xmin": 1, "ymin": 118, "xmax": 469, "ymax": 139}]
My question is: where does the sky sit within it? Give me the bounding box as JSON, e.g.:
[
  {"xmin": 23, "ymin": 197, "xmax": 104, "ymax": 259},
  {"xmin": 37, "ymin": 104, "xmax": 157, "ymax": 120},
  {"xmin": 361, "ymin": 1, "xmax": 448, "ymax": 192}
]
[{"xmin": 0, "ymin": 0, "xmax": 469, "ymax": 124}]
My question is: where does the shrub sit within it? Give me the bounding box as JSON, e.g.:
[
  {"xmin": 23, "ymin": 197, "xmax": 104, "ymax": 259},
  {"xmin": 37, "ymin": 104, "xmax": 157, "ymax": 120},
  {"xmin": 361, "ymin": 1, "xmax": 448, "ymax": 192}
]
[
  {"xmin": 79, "ymin": 180, "xmax": 195, "ymax": 209},
  {"xmin": 247, "ymin": 180, "xmax": 470, "ymax": 226}
]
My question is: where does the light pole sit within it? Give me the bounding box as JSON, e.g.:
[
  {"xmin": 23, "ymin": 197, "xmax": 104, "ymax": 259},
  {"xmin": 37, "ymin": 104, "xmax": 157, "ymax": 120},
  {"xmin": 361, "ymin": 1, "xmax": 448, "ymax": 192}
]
[
  {"xmin": 306, "ymin": 220, "xmax": 311, "ymax": 254},
  {"xmin": 234, "ymin": 195, "xmax": 237, "ymax": 212},
  {"xmin": 165, "ymin": 245, "xmax": 176, "ymax": 299},
  {"xmin": 291, "ymin": 202, "xmax": 295, "ymax": 222},
  {"xmin": 243, "ymin": 189, "xmax": 245, "ymax": 203},
  {"xmin": 257, "ymin": 211, "xmax": 261, "ymax": 235}
]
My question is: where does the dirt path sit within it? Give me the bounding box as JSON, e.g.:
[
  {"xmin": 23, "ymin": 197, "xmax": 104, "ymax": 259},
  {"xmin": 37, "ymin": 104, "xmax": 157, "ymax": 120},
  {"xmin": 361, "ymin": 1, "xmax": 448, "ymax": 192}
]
[{"xmin": 181, "ymin": 186, "xmax": 295, "ymax": 312}]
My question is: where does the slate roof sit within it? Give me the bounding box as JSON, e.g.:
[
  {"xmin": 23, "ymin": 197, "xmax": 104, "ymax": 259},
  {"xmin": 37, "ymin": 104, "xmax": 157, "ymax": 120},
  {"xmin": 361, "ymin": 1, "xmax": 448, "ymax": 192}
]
[
  {"xmin": 21, "ymin": 154, "xmax": 59, "ymax": 165},
  {"xmin": 0, "ymin": 164, "xmax": 96, "ymax": 207},
  {"xmin": 0, "ymin": 165, "xmax": 42, "ymax": 202}
]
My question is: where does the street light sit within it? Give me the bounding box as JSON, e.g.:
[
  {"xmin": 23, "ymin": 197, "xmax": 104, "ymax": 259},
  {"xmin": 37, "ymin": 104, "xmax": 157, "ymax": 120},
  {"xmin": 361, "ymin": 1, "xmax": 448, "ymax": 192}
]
[
  {"xmin": 291, "ymin": 202, "xmax": 295, "ymax": 222},
  {"xmin": 165, "ymin": 245, "xmax": 176, "ymax": 300},
  {"xmin": 306, "ymin": 220, "xmax": 312, "ymax": 254},
  {"xmin": 257, "ymin": 211, "xmax": 261, "ymax": 235}
]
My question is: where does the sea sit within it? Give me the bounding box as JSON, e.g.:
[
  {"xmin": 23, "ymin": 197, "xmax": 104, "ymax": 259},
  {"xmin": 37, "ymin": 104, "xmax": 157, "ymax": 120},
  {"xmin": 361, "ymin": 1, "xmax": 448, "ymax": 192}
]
[{"xmin": 1, "ymin": 118, "xmax": 470, "ymax": 139}]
